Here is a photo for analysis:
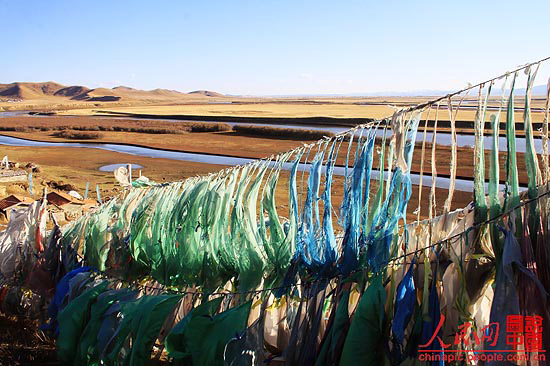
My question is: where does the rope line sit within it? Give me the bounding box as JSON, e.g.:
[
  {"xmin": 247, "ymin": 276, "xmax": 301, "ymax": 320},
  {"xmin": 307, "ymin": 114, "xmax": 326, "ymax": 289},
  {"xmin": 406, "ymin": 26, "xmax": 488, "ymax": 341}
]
[
  {"xmin": 53, "ymin": 56, "xmax": 550, "ymax": 299},
  {"xmin": 89, "ymin": 186, "xmax": 550, "ymax": 296}
]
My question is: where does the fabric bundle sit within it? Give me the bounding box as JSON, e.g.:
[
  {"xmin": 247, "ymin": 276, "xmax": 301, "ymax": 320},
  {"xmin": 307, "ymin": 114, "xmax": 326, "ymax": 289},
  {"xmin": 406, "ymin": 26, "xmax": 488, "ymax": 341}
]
[{"xmin": 0, "ymin": 60, "xmax": 549, "ymax": 365}]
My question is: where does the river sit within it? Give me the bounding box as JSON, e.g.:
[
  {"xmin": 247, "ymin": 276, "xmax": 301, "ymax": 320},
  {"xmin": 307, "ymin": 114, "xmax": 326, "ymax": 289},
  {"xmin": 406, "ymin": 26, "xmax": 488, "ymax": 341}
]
[{"xmin": 0, "ymin": 134, "xmax": 528, "ymax": 193}]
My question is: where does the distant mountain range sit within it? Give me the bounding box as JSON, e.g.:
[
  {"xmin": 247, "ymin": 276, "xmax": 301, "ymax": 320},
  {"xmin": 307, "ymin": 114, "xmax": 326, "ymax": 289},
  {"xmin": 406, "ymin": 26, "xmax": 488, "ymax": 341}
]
[
  {"xmin": 0, "ymin": 82, "xmax": 225, "ymax": 102},
  {"xmin": 267, "ymin": 84, "xmax": 549, "ymax": 98},
  {"xmin": 1, "ymin": 81, "xmax": 547, "ymax": 101}
]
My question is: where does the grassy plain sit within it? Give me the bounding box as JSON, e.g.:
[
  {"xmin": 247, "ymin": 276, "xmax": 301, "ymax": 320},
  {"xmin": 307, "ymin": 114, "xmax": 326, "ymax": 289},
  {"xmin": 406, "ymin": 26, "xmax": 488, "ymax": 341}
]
[
  {"xmin": 1, "ymin": 94, "xmax": 546, "ymax": 220},
  {"xmin": 56, "ymin": 98, "xmax": 548, "ymax": 123}
]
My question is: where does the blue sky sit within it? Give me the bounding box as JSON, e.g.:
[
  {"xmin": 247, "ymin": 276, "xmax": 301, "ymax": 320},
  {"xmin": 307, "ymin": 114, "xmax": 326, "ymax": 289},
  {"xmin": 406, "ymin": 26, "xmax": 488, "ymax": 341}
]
[{"xmin": 2, "ymin": 0, "xmax": 549, "ymax": 95}]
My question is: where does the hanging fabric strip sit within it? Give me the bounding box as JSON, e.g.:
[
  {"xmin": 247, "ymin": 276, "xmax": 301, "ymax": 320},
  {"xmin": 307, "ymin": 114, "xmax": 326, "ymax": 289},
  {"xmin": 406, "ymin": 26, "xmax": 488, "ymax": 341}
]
[
  {"xmin": 444, "ymin": 97, "xmax": 458, "ymax": 213},
  {"xmin": 429, "ymin": 103, "xmax": 440, "ymax": 223},
  {"xmin": 504, "ymin": 73, "xmax": 520, "ymax": 216},
  {"xmin": 443, "ymin": 90, "xmax": 469, "ymax": 213},
  {"xmin": 340, "ymin": 130, "xmax": 374, "ymax": 275},
  {"xmin": 385, "ymin": 125, "xmax": 395, "ymax": 199},
  {"xmin": 321, "ymin": 139, "xmax": 339, "ymax": 275},
  {"xmin": 366, "ymin": 114, "xmax": 418, "ymax": 271},
  {"xmin": 488, "ymin": 77, "xmax": 508, "ymax": 262},
  {"xmin": 340, "ymin": 274, "xmax": 387, "ymax": 366},
  {"xmin": 298, "ymin": 144, "xmax": 313, "ymax": 223},
  {"xmin": 360, "ymin": 129, "xmax": 376, "ymax": 242},
  {"xmin": 28, "ymin": 172, "xmax": 33, "ymax": 196},
  {"xmin": 299, "ymin": 148, "xmax": 325, "ymax": 268},
  {"xmin": 416, "ymin": 106, "xmax": 431, "ymax": 222},
  {"xmin": 339, "ymin": 130, "xmax": 355, "ymax": 228},
  {"xmin": 523, "ymin": 64, "xmax": 542, "ymax": 244},
  {"xmin": 488, "ymin": 77, "xmax": 508, "ymax": 220},
  {"xmin": 392, "ymin": 259, "xmax": 416, "ymax": 347},
  {"xmin": 396, "ymin": 112, "xmax": 420, "ymax": 251},
  {"xmin": 96, "ymin": 185, "xmax": 102, "ymax": 204},
  {"xmin": 368, "ymin": 126, "xmax": 387, "ymax": 230},
  {"xmin": 260, "ymin": 152, "xmax": 292, "ymax": 287},
  {"xmin": 543, "ymin": 77, "xmax": 550, "ymax": 185},
  {"xmin": 523, "ymin": 64, "xmax": 542, "ymax": 196},
  {"xmin": 404, "ymin": 112, "xmax": 421, "ymax": 174},
  {"xmin": 442, "ymin": 106, "xmax": 454, "ymax": 212},
  {"xmin": 238, "ymin": 162, "xmax": 269, "ymax": 291},
  {"xmin": 473, "ymin": 83, "xmax": 492, "ymax": 224},
  {"xmin": 392, "ymin": 112, "xmax": 407, "ymax": 173}
]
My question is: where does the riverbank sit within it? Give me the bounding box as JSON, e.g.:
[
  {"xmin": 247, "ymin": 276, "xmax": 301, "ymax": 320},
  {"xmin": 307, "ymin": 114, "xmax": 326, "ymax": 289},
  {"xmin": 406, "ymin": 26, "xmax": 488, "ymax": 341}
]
[
  {"xmin": 0, "ymin": 105, "xmax": 540, "ymax": 221},
  {"xmin": 0, "ymin": 144, "xmax": 474, "ymax": 221},
  {"xmin": 0, "ymin": 121, "xmax": 535, "ymax": 188},
  {"xmin": 0, "ymin": 145, "xmax": 229, "ymax": 203}
]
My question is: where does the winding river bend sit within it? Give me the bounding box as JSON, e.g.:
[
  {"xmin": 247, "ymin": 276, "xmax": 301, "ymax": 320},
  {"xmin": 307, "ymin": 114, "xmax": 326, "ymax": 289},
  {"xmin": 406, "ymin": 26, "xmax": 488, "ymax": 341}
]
[
  {"xmin": 0, "ymin": 111, "xmax": 539, "ymax": 193},
  {"xmin": 0, "ymin": 110, "xmax": 546, "ymax": 153},
  {"xmin": 0, "ymin": 134, "xmax": 528, "ymax": 193}
]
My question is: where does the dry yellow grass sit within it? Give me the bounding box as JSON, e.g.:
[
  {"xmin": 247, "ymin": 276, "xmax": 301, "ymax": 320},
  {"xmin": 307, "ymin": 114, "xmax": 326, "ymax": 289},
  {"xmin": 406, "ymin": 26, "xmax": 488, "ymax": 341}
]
[
  {"xmin": 0, "ymin": 146, "xmax": 230, "ymax": 199},
  {"xmin": 0, "ymin": 144, "xmax": 472, "ymax": 221},
  {"xmin": 59, "ymin": 102, "xmax": 398, "ymax": 119},
  {"xmin": 57, "ymin": 99, "xmax": 547, "ymax": 123}
]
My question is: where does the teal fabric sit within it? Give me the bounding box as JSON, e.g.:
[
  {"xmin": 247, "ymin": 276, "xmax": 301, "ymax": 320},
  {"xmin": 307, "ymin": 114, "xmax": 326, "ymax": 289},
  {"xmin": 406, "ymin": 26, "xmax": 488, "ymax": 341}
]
[
  {"xmin": 166, "ymin": 299, "xmax": 252, "ymax": 366},
  {"xmin": 340, "ymin": 275, "xmax": 387, "ymax": 366},
  {"xmin": 57, "ymin": 281, "xmax": 109, "ymax": 365},
  {"xmin": 103, "ymin": 294, "xmax": 182, "ymax": 366}
]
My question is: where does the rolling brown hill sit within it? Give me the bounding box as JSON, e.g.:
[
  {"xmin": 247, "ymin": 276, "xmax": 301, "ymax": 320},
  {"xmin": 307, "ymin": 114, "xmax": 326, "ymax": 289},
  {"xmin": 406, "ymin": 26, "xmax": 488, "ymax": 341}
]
[
  {"xmin": 0, "ymin": 82, "xmax": 225, "ymax": 102},
  {"xmin": 54, "ymin": 85, "xmax": 91, "ymax": 97},
  {"xmin": 72, "ymin": 87, "xmax": 186, "ymax": 101},
  {"xmin": 0, "ymin": 82, "xmax": 65, "ymax": 99}
]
